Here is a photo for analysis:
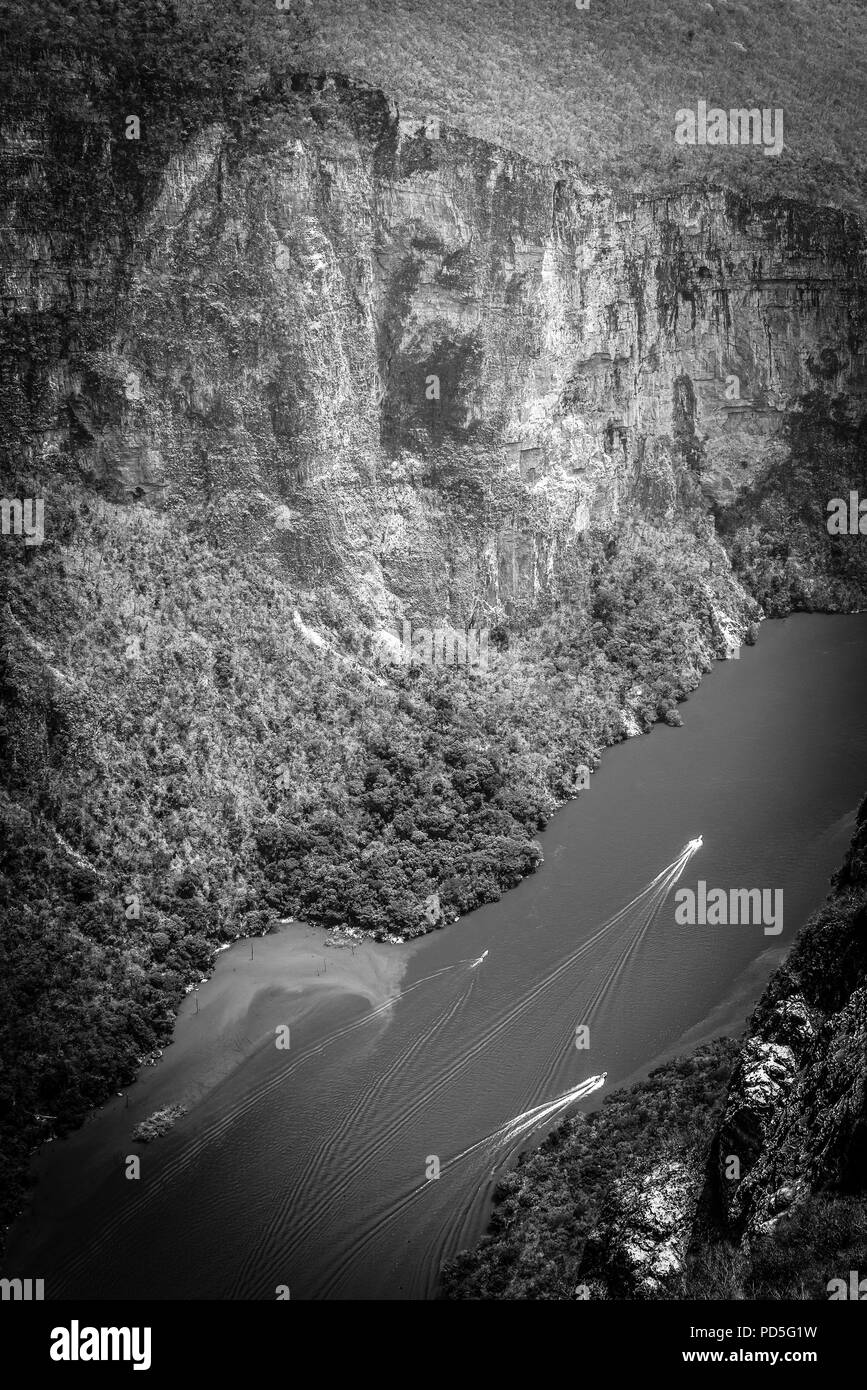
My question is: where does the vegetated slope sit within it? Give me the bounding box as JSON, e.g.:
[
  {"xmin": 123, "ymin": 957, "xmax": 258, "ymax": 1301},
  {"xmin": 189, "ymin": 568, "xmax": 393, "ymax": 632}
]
[
  {"xmin": 687, "ymin": 794, "xmax": 867, "ymax": 1296},
  {"xmin": 441, "ymin": 798, "xmax": 867, "ymax": 1299},
  {"xmin": 0, "ymin": 488, "xmax": 750, "ymax": 1235},
  {"xmin": 0, "ymin": 4, "xmax": 865, "ymax": 1256},
  {"xmin": 8, "ymin": 0, "xmax": 866, "ymax": 211},
  {"xmin": 290, "ymin": 0, "xmax": 867, "ymax": 214},
  {"xmin": 439, "ymin": 1039, "xmax": 740, "ymax": 1299}
]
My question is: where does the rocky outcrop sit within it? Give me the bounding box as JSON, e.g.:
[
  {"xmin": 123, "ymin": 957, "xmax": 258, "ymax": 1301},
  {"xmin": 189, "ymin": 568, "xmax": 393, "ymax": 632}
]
[
  {"xmin": 3, "ymin": 74, "xmax": 865, "ymax": 627},
  {"xmin": 700, "ymin": 797, "xmax": 867, "ymax": 1241},
  {"xmin": 439, "ymin": 1040, "xmax": 740, "ymax": 1299},
  {"xmin": 441, "ymin": 807, "xmax": 867, "ymax": 1299},
  {"xmin": 609, "ymin": 1159, "xmax": 697, "ymax": 1294},
  {"xmin": 2, "ymin": 55, "xmax": 866, "ymax": 1276}
]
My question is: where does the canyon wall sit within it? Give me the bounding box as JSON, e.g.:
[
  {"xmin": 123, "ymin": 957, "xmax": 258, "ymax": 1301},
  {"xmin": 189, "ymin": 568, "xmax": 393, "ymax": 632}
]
[
  {"xmin": 3, "ymin": 74, "xmax": 865, "ymax": 626},
  {"xmin": 2, "ymin": 67, "xmax": 866, "ymax": 1255}
]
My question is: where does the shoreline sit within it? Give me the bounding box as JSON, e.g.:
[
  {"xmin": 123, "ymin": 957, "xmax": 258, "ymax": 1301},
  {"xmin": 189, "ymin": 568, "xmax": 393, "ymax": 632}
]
[
  {"xmin": 7, "ymin": 614, "xmax": 866, "ymax": 1273},
  {"xmin": 3, "ymin": 923, "xmax": 410, "ymax": 1257}
]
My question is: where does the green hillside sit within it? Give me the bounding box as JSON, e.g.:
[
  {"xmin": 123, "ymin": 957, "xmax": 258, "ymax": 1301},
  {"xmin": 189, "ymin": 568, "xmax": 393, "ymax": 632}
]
[{"xmin": 296, "ymin": 0, "xmax": 867, "ymax": 211}]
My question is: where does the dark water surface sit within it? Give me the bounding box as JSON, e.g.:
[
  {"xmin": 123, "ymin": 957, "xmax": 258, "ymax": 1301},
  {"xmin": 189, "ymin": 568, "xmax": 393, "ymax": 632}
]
[{"xmin": 8, "ymin": 614, "xmax": 867, "ymax": 1299}]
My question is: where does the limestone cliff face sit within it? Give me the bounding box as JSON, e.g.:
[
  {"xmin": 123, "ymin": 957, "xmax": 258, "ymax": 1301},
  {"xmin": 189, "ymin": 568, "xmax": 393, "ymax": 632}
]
[
  {"xmin": 3, "ymin": 73, "xmax": 865, "ymax": 626},
  {"xmin": 3, "ymin": 65, "xmax": 866, "ymax": 1275}
]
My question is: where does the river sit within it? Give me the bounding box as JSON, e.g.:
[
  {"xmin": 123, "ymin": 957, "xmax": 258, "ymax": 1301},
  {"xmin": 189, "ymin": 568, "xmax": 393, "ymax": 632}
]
[{"xmin": 7, "ymin": 613, "xmax": 867, "ymax": 1299}]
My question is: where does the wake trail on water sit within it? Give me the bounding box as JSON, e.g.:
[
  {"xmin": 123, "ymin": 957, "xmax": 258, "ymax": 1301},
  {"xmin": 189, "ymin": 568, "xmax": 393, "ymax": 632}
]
[
  {"xmin": 318, "ymin": 1074, "xmax": 608, "ymax": 1299},
  {"xmin": 321, "ymin": 854, "xmax": 690, "ymax": 1189},
  {"xmin": 52, "ymin": 961, "xmax": 463, "ymax": 1294},
  {"xmin": 294, "ymin": 841, "xmax": 702, "ymax": 1294},
  {"xmin": 228, "ymin": 970, "xmax": 479, "ymax": 1296},
  {"xmin": 306, "ymin": 844, "xmax": 698, "ymax": 1215},
  {"xmin": 526, "ymin": 844, "xmax": 694, "ymax": 1107},
  {"xmin": 54, "ymin": 841, "xmax": 701, "ymax": 1296}
]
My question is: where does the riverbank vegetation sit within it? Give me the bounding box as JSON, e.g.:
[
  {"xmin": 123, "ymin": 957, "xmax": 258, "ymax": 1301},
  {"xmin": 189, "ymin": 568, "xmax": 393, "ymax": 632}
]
[
  {"xmin": 1, "ymin": 472, "xmax": 751, "ymax": 1236},
  {"xmin": 441, "ymin": 802, "xmax": 867, "ymax": 1299},
  {"xmin": 440, "ymin": 1039, "xmax": 740, "ymax": 1299},
  {"xmin": 2, "ymin": 0, "xmax": 864, "ymax": 1278},
  {"xmin": 681, "ymin": 1194, "xmax": 867, "ymax": 1299},
  {"xmin": 441, "ymin": 1052, "xmax": 867, "ymax": 1301}
]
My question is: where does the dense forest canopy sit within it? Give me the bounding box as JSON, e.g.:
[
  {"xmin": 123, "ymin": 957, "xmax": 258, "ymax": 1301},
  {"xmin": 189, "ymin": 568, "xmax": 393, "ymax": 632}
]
[{"xmin": 1, "ymin": 1, "xmax": 864, "ymax": 1287}]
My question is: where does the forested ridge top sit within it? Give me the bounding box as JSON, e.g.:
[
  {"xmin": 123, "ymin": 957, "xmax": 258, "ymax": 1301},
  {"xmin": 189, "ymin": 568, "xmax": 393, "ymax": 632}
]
[
  {"xmin": 1, "ymin": 0, "xmax": 865, "ymax": 1286},
  {"xmin": 298, "ymin": 0, "xmax": 867, "ymax": 212},
  {"xmin": 2, "ymin": 0, "xmax": 866, "ymax": 213}
]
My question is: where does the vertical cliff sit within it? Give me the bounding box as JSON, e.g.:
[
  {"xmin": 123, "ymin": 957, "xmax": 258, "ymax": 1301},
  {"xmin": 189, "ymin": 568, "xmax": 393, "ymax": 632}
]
[
  {"xmin": 2, "ymin": 58, "xmax": 866, "ymax": 1256},
  {"xmin": 3, "ymin": 74, "xmax": 866, "ymax": 622}
]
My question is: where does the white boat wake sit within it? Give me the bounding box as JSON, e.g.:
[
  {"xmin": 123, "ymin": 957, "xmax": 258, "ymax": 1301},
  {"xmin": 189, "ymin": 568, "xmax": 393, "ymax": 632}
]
[{"xmin": 53, "ymin": 837, "xmax": 704, "ymax": 1297}]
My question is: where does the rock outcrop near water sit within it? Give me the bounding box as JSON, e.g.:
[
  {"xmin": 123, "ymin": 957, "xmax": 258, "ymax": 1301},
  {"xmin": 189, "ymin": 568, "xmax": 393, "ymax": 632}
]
[
  {"xmin": 1, "ymin": 55, "xmax": 866, "ymax": 1265},
  {"xmin": 701, "ymin": 798, "xmax": 867, "ymax": 1243},
  {"xmin": 441, "ymin": 801, "xmax": 867, "ymax": 1299}
]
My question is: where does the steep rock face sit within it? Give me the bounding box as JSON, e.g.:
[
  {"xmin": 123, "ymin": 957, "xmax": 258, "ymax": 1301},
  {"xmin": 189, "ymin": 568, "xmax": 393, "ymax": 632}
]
[
  {"xmin": 3, "ymin": 74, "xmax": 865, "ymax": 625},
  {"xmin": 702, "ymin": 798, "xmax": 867, "ymax": 1241},
  {"xmin": 2, "ymin": 67, "xmax": 866, "ymax": 1264},
  {"xmin": 441, "ymin": 808, "xmax": 867, "ymax": 1300},
  {"xmin": 608, "ymin": 1158, "xmax": 696, "ymax": 1295}
]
